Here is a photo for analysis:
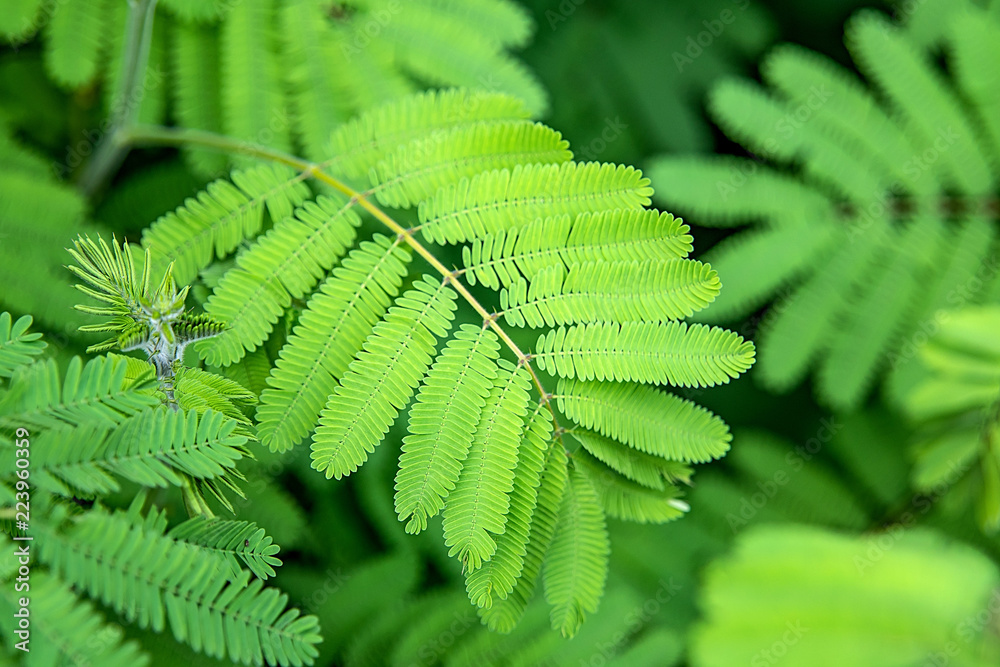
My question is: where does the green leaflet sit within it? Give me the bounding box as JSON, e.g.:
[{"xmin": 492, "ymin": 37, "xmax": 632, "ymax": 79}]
[
  {"xmin": 419, "ymin": 161, "xmax": 654, "ymax": 244},
  {"xmin": 395, "ymin": 324, "xmax": 502, "ymax": 534},
  {"xmin": 568, "ymin": 429, "xmax": 692, "ymax": 490},
  {"xmin": 543, "ymin": 464, "xmax": 609, "ymax": 638},
  {"xmin": 168, "ymin": 516, "xmax": 282, "ymax": 582},
  {"xmin": 37, "ymin": 509, "xmax": 321, "ymax": 667},
  {"xmin": 255, "ymin": 235, "xmax": 412, "ymax": 452},
  {"xmin": 556, "ymin": 378, "xmax": 731, "ymax": 463},
  {"xmin": 311, "ymin": 276, "xmax": 458, "ymax": 478},
  {"xmin": 465, "ymin": 406, "xmax": 552, "ymax": 609},
  {"xmin": 534, "ymin": 321, "xmax": 755, "ymax": 388},
  {"xmin": 500, "ymin": 258, "xmax": 720, "ymax": 327},
  {"xmin": 442, "ymin": 361, "xmax": 532, "ymax": 570},
  {"xmin": 462, "ymin": 209, "xmax": 693, "ymax": 290},
  {"xmin": 43, "ymin": 0, "xmax": 110, "ymax": 87},
  {"xmin": 174, "ymin": 365, "xmax": 257, "ymax": 427}
]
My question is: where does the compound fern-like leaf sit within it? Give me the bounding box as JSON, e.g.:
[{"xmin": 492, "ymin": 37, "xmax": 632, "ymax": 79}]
[
  {"xmin": 442, "ymin": 361, "xmax": 532, "ymax": 571},
  {"xmin": 543, "ymin": 465, "xmax": 609, "ymax": 638},
  {"xmin": 395, "ymin": 324, "xmax": 501, "ymax": 534}
]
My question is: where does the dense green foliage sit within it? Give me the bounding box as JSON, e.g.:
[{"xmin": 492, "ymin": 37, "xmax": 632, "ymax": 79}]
[{"xmin": 2, "ymin": 0, "xmax": 1000, "ymax": 666}]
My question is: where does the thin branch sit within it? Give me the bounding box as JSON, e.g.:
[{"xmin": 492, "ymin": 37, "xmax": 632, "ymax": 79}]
[{"xmin": 78, "ymin": 0, "xmax": 160, "ymax": 197}]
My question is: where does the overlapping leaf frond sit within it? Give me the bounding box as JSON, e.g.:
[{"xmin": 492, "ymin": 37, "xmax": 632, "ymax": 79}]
[
  {"xmin": 311, "ymin": 276, "xmax": 458, "ymax": 479},
  {"xmin": 395, "ymin": 324, "xmax": 502, "ymax": 534},
  {"xmin": 479, "ymin": 444, "xmax": 568, "ymax": 633},
  {"xmin": 442, "ymin": 361, "xmax": 531, "ymax": 570},
  {"xmin": 37, "ymin": 507, "xmax": 321, "ymax": 666},
  {"xmin": 543, "ymin": 466, "xmax": 610, "ymax": 638},
  {"xmin": 197, "ymin": 193, "xmax": 361, "ymax": 365},
  {"xmin": 19, "ymin": 407, "xmax": 249, "ymax": 501},
  {"xmin": 648, "ymin": 4, "xmax": 1000, "ymax": 410},
  {"xmin": 574, "ymin": 449, "xmax": 689, "ymax": 524},
  {"xmin": 568, "ymin": 428, "xmax": 692, "ymax": 489},
  {"xmin": 168, "ymin": 515, "xmax": 282, "ymax": 581},
  {"xmin": 0, "ymin": 355, "xmax": 158, "ymax": 431},
  {"xmin": 464, "ymin": 407, "xmax": 550, "ymax": 609},
  {"xmin": 0, "ymin": 563, "xmax": 150, "ymax": 667},
  {"xmin": 255, "ymin": 235, "xmax": 412, "ymax": 452}
]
